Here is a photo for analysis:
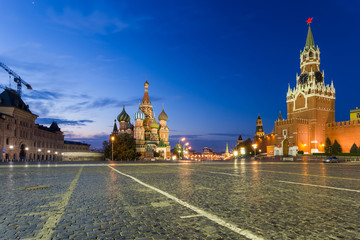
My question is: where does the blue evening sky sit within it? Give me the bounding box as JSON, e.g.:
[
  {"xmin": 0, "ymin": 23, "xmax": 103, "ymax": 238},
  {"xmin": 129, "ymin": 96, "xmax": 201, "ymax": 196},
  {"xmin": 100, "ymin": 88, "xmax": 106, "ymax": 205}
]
[{"xmin": 0, "ymin": 0, "xmax": 359, "ymax": 152}]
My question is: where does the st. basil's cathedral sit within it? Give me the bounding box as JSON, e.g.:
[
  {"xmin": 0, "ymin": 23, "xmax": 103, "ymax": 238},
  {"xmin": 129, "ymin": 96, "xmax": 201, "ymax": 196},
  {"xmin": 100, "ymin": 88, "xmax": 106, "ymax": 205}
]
[{"xmin": 111, "ymin": 81, "xmax": 170, "ymax": 160}]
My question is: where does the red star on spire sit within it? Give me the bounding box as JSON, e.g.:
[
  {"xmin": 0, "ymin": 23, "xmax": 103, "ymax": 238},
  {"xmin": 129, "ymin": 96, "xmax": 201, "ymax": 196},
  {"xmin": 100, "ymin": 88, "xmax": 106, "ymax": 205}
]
[{"xmin": 306, "ymin": 17, "xmax": 313, "ymax": 24}]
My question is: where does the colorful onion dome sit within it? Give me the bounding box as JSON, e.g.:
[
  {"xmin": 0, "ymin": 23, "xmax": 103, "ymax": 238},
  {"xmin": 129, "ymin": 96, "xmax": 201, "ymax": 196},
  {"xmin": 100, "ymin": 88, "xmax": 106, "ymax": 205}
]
[
  {"xmin": 117, "ymin": 106, "xmax": 130, "ymax": 122},
  {"xmin": 158, "ymin": 108, "xmax": 168, "ymax": 121},
  {"xmin": 126, "ymin": 121, "xmax": 134, "ymax": 130},
  {"xmin": 149, "ymin": 121, "xmax": 160, "ymax": 129},
  {"xmin": 134, "ymin": 107, "xmax": 145, "ymax": 120}
]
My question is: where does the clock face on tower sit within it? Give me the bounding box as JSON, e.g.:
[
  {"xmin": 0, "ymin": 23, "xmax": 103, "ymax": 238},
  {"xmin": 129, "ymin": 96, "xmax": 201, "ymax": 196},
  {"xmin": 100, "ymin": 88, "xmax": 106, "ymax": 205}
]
[
  {"xmin": 299, "ymin": 73, "xmax": 309, "ymax": 84},
  {"xmin": 315, "ymin": 71, "xmax": 323, "ymax": 83}
]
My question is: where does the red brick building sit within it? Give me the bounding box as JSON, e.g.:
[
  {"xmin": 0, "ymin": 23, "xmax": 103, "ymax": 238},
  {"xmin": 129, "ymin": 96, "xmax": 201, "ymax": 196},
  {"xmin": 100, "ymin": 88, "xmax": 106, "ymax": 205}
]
[{"xmin": 272, "ymin": 21, "xmax": 360, "ymax": 155}]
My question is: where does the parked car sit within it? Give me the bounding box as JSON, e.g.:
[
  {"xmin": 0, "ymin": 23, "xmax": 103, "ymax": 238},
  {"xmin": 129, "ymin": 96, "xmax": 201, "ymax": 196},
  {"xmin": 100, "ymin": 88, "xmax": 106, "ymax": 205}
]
[{"xmin": 323, "ymin": 156, "xmax": 339, "ymax": 163}]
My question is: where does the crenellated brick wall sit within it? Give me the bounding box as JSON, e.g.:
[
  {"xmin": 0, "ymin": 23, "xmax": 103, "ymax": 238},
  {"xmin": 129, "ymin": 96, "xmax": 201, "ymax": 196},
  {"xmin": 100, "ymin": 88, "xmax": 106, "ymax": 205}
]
[{"xmin": 325, "ymin": 120, "xmax": 360, "ymax": 152}]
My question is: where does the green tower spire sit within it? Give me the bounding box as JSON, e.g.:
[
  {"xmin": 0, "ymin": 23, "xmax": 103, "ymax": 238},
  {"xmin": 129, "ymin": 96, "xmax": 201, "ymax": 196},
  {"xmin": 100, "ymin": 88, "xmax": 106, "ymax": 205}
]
[{"xmin": 305, "ymin": 24, "xmax": 315, "ymax": 49}]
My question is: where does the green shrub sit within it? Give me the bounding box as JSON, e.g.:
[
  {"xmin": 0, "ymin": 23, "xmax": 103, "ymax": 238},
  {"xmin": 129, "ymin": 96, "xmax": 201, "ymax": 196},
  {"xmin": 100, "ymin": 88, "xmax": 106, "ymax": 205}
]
[
  {"xmin": 332, "ymin": 140, "xmax": 342, "ymax": 154},
  {"xmin": 350, "ymin": 143, "xmax": 358, "ymax": 153}
]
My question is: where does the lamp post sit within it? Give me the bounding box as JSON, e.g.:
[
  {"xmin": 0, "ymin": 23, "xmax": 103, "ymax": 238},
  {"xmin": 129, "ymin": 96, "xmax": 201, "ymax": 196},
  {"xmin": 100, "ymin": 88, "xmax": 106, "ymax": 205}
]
[
  {"xmin": 252, "ymin": 144, "xmax": 258, "ymax": 158},
  {"xmin": 234, "ymin": 150, "xmax": 238, "ymax": 160},
  {"xmin": 111, "ymin": 136, "xmax": 115, "ymax": 161},
  {"xmin": 177, "ymin": 137, "xmax": 186, "ymax": 159}
]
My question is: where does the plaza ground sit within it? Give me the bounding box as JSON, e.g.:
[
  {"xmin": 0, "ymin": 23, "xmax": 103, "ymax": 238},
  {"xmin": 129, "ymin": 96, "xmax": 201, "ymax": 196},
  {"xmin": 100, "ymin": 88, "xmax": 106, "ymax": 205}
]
[{"xmin": 0, "ymin": 160, "xmax": 359, "ymax": 239}]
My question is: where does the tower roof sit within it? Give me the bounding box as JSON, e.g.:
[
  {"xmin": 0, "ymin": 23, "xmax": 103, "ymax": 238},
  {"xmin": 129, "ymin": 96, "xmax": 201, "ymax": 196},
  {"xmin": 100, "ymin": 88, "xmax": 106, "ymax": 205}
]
[
  {"xmin": 278, "ymin": 111, "xmax": 283, "ymax": 121},
  {"xmin": 142, "ymin": 80, "xmax": 151, "ymax": 105},
  {"xmin": 257, "ymin": 114, "xmax": 261, "ymax": 120},
  {"xmin": 305, "ymin": 24, "xmax": 315, "ymax": 50},
  {"xmin": 113, "ymin": 119, "xmax": 118, "ymax": 133},
  {"xmin": 0, "ymin": 89, "xmax": 32, "ymax": 113},
  {"xmin": 117, "ymin": 106, "xmax": 130, "ymax": 122},
  {"xmin": 49, "ymin": 121, "xmax": 61, "ymax": 132},
  {"xmin": 158, "ymin": 108, "xmax": 168, "ymax": 121},
  {"xmin": 238, "ymin": 135, "xmax": 243, "ymax": 141},
  {"xmin": 134, "ymin": 107, "xmax": 145, "ymax": 120},
  {"xmin": 150, "ymin": 121, "xmax": 160, "ymax": 129},
  {"xmin": 126, "ymin": 121, "xmax": 134, "ymax": 130}
]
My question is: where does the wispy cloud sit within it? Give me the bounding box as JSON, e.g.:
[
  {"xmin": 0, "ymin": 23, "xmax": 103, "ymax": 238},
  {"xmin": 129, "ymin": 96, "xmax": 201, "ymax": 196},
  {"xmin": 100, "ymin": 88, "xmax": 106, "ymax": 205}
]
[
  {"xmin": 66, "ymin": 96, "xmax": 163, "ymax": 112},
  {"xmin": 48, "ymin": 8, "xmax": 128, "ymax": 35},
  {"xmin": 208, "ymin": 133, "xmax": 240, "ymax": 137},
  {"xmin": 23, "ymin": 89, "xmax": 63, "ymax": 100},
  {"xmin": 36, "ymin": 118, "xmax": 94, "ymax": 126}
]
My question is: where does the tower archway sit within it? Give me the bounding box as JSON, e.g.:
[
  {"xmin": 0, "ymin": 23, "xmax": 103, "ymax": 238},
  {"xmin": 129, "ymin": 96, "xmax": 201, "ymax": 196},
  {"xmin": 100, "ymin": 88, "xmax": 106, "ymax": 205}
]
[{"xmin": 282, "ymin": 139, "xmax": 289, "ymax": 156}]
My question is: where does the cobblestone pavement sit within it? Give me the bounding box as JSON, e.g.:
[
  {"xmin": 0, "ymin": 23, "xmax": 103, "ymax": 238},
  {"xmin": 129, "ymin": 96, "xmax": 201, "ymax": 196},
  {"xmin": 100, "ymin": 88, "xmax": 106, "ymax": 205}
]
[{"xmin": 0, "ymin": 160, "xmax": 359, "ymax": 239}]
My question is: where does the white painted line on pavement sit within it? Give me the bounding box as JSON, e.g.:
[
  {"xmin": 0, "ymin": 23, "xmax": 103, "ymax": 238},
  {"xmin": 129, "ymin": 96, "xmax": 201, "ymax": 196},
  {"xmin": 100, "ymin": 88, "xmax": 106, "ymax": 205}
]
[
  {"xmin": 180, "ymin": 214, "xmax": 202, "ymax": 219},
  {"xmin": 277, "ymin": 180, "xmax": 360, "ymax": 193},
  {"xmin": 31, "ymin": 166, "xmax": 84, "ymax": 240},
  {"xmin": 208, "ymin": 171, "xmax": 240, "ymax": 177},
  {"xmin": 108, "ymin": 166, "xmax": 263, "ymax": 240}
]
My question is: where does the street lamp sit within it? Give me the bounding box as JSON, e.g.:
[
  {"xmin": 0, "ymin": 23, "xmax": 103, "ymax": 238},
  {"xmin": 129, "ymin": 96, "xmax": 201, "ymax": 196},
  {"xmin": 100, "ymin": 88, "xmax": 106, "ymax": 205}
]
[
  {"xmin": 177, "ymin": 137, "xmax": 186, "ymax": 160},
  {"xmin": 240, "ymin": 147, "xmax": 245, "ymax": 155},
  {"xmin": 252, "ymin": 144, "xmax": 258, "ymax": 158},
  {"xmin": 111, "ymin": 136, "xmax": 115, "ymax": 161},
  {"xmin": 234, "ymin": 150, "xmax": 238, "ymax": 159}
]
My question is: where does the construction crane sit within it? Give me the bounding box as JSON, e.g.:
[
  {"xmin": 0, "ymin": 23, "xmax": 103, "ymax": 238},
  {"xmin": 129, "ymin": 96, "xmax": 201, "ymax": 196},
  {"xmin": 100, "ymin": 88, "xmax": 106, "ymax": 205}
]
[{"xmin": 0, "ymin": 62, "xmax": 32, "ymax": 96}]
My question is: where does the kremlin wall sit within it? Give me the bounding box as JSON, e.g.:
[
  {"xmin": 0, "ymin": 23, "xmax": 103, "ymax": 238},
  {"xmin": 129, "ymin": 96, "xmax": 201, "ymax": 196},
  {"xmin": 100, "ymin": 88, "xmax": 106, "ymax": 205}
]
[{"xmin": 326, "ymin": 119, "xmax": 360, "ymax": 153}]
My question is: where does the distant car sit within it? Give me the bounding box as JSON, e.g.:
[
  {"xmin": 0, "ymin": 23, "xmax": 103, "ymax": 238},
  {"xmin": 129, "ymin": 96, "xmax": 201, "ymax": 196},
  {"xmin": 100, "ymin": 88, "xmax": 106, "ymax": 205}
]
[{"xmin": 323, "ymin": 156, "xmax": 339, "ymax": 163}]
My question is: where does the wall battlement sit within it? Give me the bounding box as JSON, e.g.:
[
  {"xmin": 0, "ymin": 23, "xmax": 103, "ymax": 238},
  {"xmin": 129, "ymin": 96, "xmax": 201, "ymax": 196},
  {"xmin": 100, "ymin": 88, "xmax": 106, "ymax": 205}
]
[
  {"xmin": 276, "ymin": 118, "xmax": 309, "ymax": 126},
  {"xmin": 326, "ymin": 120, "xmax": 360, "ymax": 128}
]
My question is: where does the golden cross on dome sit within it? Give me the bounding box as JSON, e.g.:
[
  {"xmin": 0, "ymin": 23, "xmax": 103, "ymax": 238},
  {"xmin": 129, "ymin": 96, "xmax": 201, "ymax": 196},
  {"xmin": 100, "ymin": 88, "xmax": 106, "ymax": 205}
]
[{"xmin": 306, "ymin": 17, "xmax": 313, "ymax": 25}]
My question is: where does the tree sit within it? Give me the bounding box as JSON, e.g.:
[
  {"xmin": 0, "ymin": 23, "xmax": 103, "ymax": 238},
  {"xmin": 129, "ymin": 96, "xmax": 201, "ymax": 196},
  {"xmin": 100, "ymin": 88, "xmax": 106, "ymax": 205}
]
[
  {"xmin": 350, "ymin": 143, "xmax": 358, "ymax": 153},
  {"xmin": 103, "ymin": 134, "xmax": 137, "ymax": 161},
  {"xmin": 114, "ymin": 134, "xmax": 136, "ymax": 161},
  {"xmin": 332, "ymin": 140, "xmax": 342, "ymax": 154},
  {"xmin": 103, "ymin": 140, "xmax": 111, "ymax": 159},
  {"xmin": 173, "ymin": 143, "xmax": 183, "ymax": 159},
  {"xmin": 324, "ymin": 137, "xmax": 332, "ymax": 155}
]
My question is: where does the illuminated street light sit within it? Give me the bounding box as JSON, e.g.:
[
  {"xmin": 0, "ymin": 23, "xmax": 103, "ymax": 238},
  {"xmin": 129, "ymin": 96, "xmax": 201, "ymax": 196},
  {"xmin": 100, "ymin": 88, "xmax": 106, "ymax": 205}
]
[
  {"xmin": 47, "ymin": 150, "xmax": 51, "ymax": 153},
  {"xmin": 38, "ymin": 149, "xmax": 41, "ymax": 152},
  {"xmin": 25, "ymin": 147, "xmax": 29, "ymax": 151},
  {"xmin": 111, "ymin": 136, "xmax": 115, "ymax": 161},
  {"xmin": 185, "ymin": 142, "xmax": 189, "ymax": 146},
  {"xmin": 252, "ymin": 144, "xmax": 258, "ymax": 158},
  {"xmin": 9, "ymin": 145, "xmax": 14, "ymax": 149},
  {"xmin": 240, "ymin": 147, "xmax": 245, "ymax": 155}
]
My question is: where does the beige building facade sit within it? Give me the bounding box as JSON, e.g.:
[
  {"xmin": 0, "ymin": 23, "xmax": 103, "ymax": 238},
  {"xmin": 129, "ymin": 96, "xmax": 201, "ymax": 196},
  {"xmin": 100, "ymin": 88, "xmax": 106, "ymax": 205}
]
[{"xmin": 0, "ymin": 89, "xmax": 65, "ymax": 161}]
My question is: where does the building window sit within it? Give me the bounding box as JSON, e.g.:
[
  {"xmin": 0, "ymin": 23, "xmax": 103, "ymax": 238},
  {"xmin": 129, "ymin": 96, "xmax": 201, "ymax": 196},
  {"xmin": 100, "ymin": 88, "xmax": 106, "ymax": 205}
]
[
  {"xmin": 6, "ymin": 138, "xmax": 9, "ymax": 145},
  {"xmin": 357, "ymin": 113, "xmax": 360, "ymax": 119},
  {"xmin": 283, "ymin": 129, "xmax": 287, "ymax": 138}
]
